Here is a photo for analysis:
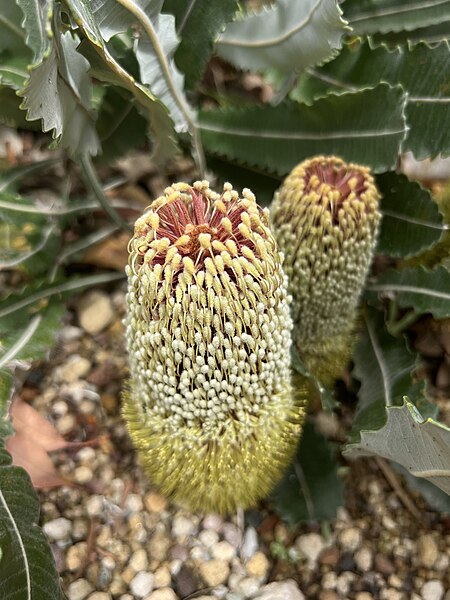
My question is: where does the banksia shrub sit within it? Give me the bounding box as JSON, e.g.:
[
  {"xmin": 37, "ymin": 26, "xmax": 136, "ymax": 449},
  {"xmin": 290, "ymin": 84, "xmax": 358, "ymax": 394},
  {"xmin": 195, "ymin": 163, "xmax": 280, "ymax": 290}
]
[
  {"xmin": 123, "ymin": 181, "xmax": 306, "ymax": 514},
  {"xmin": 271, "ymin": 156, "xmax": 381, "ymax": 386}
]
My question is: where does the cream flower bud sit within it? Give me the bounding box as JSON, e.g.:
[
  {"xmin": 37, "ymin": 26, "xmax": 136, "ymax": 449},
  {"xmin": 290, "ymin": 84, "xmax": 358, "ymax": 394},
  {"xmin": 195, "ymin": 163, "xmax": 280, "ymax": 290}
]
[
  {"xmin": 271, "ymin": 156, "xmax": 381, "ymax": 386},
  {"xmin": 123, "ymin": 181, "xmax": 306, "ymax": 513}
]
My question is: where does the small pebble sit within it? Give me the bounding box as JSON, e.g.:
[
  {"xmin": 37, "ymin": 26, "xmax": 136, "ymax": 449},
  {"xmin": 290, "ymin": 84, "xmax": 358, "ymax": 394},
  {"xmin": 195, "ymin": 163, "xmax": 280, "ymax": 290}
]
[
  {"xmin": 241, "ymin": 527, "xmax": 258, "ymax": 559},
  {"xmin": 66, "ymin": 542, "xmax": 88, "ymax": 571},
  {"xmin": 77, "ymin": 290, "xmax": 114, "ymax": 335},
  {"xmin": 246, "ymin": 551, "xmax": 270, "ymax": 579},
  {"xmin": 85, "ymin": 495, "xmax": 104, "ymax": 517},
  {"xmin": 130, "ymin": 572, "xmax": 154, "ymax": 598},
  {"xmin": 338, "ymin": 527, "xmax": 362, "ymax": 552},
  {"xmin": 355, "ymin": 547, "xmax": 373, "ymax": 572},
  {"xmin": 237, "ymin": 577, "xmax": 260, "ymax": 597},
  {"xmin": 74, "ymin": 466, "xmax": 94, "ymax": 484},
  {"xmin": 211, "ymin": 540, "xmax": 237, "ymax": 561},
  {"xmin": 223, "ymin": 522, "xmax": 242, "ymax": 548},
  {"xmin": 296, "ymin": 533, "xmax": 326, "ymax": 567},
  {"xmin": 144, "ymin": 492, "xmax": 168, "ymax": 513},
  {"xmin": 153, "ymin": 566, "xmax": 171, "ymax": 588},
  {"xmin": 172, "ymin": 515, "xmax": 196, "ymax": 539},
  {"xmin": 67, "ymin": 579, "xmax": 94, "ymax": 600},
  {"xmin": 87, "ymin": 594, "xmax": 112, "ymax": 600},
  {"xmin": 417, "ymin": 534, "xmax": 439, "ymax": 568},
  {"xmin": 199, "ymin": 529, "xmax": 219, "ymax": 548},
  {"xmin": 77, "ymin": 447, "xmax": 96, "ymax": 464},
  {"xmin": 43, "ymin": 517, "xmax": 72, "ymax": 542},
  {"xmin": 148, "ymin": 531, "xmax": 171, "ymax": 561},
  {"xmin": 129, "ymin": 549, "xmax": 149, "ymax": 572},
  {"xmin": 144, "ymin": 589, "xmax": 178, "ymax": 600},
  {"xmin": 254, "ymin": 580, "xmax": 305, "ymax": 600},
  {"xmin": 199, "ymin": 559, "xmax": 230, "ymax": 587},
  {"xmin": 125, "ymin": 494, "xmax": 144, "ymax": 513},
  {"xmin": 202, "ymin": 514, "xmax": 223, "ymax": 531},
  {"xmin": 57, "ymin": 414, "xmax": 76, "ymax": 435},
  {"xmin": 421, "ymin": 580, "xmax": 444, "ymax": 600}
]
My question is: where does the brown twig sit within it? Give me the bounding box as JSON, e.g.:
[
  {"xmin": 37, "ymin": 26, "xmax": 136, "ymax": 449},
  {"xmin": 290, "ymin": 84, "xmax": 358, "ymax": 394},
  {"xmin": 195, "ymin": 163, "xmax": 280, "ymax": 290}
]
[{"xmin": 374, "ymin": 456, "xmax": 423, "ymax": 522}]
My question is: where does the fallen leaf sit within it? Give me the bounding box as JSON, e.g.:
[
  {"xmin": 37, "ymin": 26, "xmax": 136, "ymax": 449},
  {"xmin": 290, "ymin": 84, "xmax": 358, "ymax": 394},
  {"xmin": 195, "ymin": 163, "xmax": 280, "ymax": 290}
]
[
  {"xmin": 9, "ymin": 395, "xmax": 69, "ymax": 452},
  {"xmin": 6, "ymin": 434, "xmax": 69, "ymax": 488},
  {"xmin": 6, "ymin": 396, "xmax": 103, "ymax": 488}
]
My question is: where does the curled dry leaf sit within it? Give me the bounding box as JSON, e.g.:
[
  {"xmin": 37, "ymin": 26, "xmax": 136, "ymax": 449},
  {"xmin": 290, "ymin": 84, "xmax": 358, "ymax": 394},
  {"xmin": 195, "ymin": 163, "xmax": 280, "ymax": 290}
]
[{"xmin": 5, "ymin": 396, "xmax": 101, "ymax": 488}]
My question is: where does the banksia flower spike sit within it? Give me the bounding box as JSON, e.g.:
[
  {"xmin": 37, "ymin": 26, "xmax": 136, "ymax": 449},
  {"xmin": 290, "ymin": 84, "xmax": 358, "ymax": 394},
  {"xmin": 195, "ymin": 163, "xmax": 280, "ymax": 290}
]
[
  {"xmin": 123, "ymin": 181, "xmax": 306, "ymax": 514},
  {"xmin": 271, "ymin": 156, "xmax": 381, "ymax": 386}
]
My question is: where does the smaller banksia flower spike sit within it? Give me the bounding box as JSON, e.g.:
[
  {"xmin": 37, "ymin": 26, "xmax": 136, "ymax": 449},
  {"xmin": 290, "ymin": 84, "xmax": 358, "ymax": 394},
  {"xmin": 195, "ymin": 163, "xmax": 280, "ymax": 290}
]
[
  {"xmin": 123, "ymin": 181, "xmax": 306, "ymax": 514},
  {"xmin": 271, "ymin": 156, "xmax": 381, "ymax": 386}
]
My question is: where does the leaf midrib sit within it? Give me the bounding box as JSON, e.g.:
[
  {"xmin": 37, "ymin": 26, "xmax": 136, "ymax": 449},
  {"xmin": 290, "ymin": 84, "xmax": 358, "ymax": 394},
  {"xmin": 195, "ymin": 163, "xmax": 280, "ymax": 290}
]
[{"xmin": 0, "ymin": 486, "xmax": 31, "ymax": 600}]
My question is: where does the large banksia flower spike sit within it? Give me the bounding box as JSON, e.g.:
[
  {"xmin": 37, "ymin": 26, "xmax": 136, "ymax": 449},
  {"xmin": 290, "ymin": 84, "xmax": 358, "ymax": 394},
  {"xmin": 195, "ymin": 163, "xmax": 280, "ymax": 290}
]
[
  {"xmin": 123, "ymin": 181, "xmax": 306, "ymax": 514},
  {"xmin": 271, "ymin": 156, "xmax": 381, "ymax": 387}
]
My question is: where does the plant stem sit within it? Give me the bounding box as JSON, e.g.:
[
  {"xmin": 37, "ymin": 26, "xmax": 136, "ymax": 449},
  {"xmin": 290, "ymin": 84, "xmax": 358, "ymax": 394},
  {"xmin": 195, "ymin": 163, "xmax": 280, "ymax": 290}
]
[
  {"xmin": 78, "ymin": 154, "xmax": 133, "ymax": 233},
  {"xmin": 115, "ymin": 0, "xmax": 206, "ymax": 178},
  {"xmin": 387, "ymin": 310, "xmax": 418, "ymax": 337}
]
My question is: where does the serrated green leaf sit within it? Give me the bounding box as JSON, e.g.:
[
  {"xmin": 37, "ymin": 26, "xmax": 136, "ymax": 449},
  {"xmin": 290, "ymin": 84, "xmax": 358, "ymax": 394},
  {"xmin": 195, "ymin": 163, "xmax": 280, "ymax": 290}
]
[
  {"xmin": 200, "ymin": 84, "xmax": 407, "ymax": 175},
  {"xmin": 343, "ymin": 0, "xmax": 450, "ymax": 35},
  {"xmin": 0, "ymin": 2, "xmax": 27, "ymax": 54},
  {"xmin": 0, "ymin": 55, "xmax": 29, "ymax": 89},
  {"xmin": 216, "ymin": 0, "xmax": 347, "ymax": 73},
  {"xmin": 392, "ymin": 463, "xmax": 450, "ymax": 514},
  {"xmin": 293, "ymin": 41, "xmax": 450, "ymax": 160},
  {"xmin": 16, "ymin": 0, "xmax": 53, "ymax": 64},
  {"xmin": 271, "ymin": 421, "xmax": 344, "ymax": 524},
  {"xmin": 0, "ymin": 444, "xmax": 66, "ymax": 599},
  {"xmin": 372, "ymin": 21, "xmax": 450, "ymax": 48},
  {"xmin": 135, "ymin": 12, "xmax": 191, "ymax": 133},
  {"xmin": 345, "ymin": 399, "xmax": 450, "ymax": 496},
  {"xmin": 350, "ymin": 308, "xmax": 430, "ymax": 444},
  {"xmin": 366, "ymin": 266, "xmax": 450, "ymax": 319},
  {"xmin": 66, "ymin": 0, "xmax": 179, "ymax": 162},
  {"xmin": 376, "ymin": 172, "xmax": 445, "ymax": 258},
  {"xmin": 164, "ymin": 0, "xmax": 238, "ymax": 88},
  {"xmin": 19, "ymin": 29, "xmax": 100, "ymax": 155}
]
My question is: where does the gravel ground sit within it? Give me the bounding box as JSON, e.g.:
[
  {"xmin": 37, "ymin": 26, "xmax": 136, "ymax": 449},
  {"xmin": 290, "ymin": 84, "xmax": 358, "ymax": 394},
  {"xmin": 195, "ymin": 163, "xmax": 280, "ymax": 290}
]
[{"xmin": 21, "ymin": 285, "xmax": 450, "ymax": 600}]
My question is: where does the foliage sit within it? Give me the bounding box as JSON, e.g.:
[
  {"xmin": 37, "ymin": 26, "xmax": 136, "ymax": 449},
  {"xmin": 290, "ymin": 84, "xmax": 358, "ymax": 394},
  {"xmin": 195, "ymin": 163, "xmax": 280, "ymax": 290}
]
[{"xmin": 1, "ymin": 0, "xmax": 450, "ymax": 589}]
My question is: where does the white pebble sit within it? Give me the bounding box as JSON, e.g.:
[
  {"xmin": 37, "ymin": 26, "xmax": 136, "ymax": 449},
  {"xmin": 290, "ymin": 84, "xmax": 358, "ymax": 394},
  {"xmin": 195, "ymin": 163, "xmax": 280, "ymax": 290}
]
[
  {"xmin": 421, "ymin": 580, "xmax": 444, "ymax": 600},
  {"xmin": 130, "ymin": 572, "xmax": 154, "ymax": 598},
  {"xmin": 43, "ymin": 517, "xmax": 72, "ymax": 542},
  {"xmin": 172, "ymin": 515, "xmax": 196, "ymax": 538},
  {"xmin": 199, "ymin": 529, "xmax": 219, "ymax": 548},
  {"xmin": 125, "ymin": 493, "xmax": 144, "ymax": 513},
  {"xmin": 85, "ymin": 495, "xmax": 104, "ymax": 517}
]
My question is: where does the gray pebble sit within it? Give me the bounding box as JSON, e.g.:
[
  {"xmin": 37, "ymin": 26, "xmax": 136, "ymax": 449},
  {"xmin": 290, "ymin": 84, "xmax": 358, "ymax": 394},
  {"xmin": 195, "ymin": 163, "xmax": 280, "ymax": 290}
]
[{"xmin": 240, "ymin": 527, "xmax": 258, "ymax": 559}]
